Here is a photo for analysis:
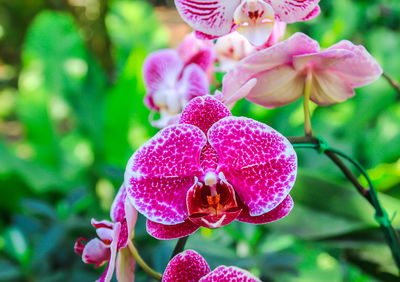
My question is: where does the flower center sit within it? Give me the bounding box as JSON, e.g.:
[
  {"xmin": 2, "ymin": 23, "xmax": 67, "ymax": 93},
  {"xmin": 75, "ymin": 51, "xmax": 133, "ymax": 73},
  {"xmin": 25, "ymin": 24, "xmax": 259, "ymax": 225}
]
[{"xmin": 186, "ymin": 174, "xmax": 242, "ymax": 229}]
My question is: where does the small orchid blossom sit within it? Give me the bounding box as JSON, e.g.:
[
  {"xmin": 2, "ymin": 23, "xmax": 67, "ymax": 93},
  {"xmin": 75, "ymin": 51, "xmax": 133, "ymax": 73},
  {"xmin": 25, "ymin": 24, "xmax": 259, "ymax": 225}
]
[
  {"xmin": 163, "ymin": 250, "xmax": 261, "ymax": 281},
  {"xmin": 74, "ymin": 185, "xmax": 138, "ymax": 282},
  {"xmin": 175, "ymin": 0, "xmax": 320, "ymax": 46},
  {"xmin": 125, "ymin": 95, "xmax": 297, "ymax": 239},
  {"xmin": 215, "ymin": 22, "xmax": 286, "ymax": 72},
  {"xmin": 222, "ymin": 32, "xmax": 383, "ymax": 108},
  {"xmin": 143, "ymin": 33, "xmax": 215, "ymax": 128}
]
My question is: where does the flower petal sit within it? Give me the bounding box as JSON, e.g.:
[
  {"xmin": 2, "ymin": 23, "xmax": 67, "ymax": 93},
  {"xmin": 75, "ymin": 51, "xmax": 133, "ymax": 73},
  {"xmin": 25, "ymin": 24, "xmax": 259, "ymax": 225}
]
[
  {"xmin": 233, "ymin": 0, "xmax": 275, "ymax": 46},
  {"xmin": 199, "ymin": 266, "xmax": 261, "ymax": 281},
  {"xmin": 269, "ymin": 0, "xmax": 320, "ymax": 23},
  {"xmin": 110, "ymin": 184, "xmax": 128, "ymax": 223},
  {"xmin": 237, "ymin": 194, "xmax": 293, "ymax": 224},
  {"xmin": 245, "ymin": 65, "xmax": 304, "ymax": 108},
  {"xmin": 125, "ymin": 124, "xmax": 206, "ymax": 225},
  {"xmin": 184, "ymin": 49, "xmax": 216, "ymax": 72},
  {"xmin": 97, "ymin": 223, "xmax": 121, "ymax": 282},
  {"xmin": 116, "ymin": 246, "xmax": 136, "ymax": 282},
  {"xmin": 293, "ymin": 49, "xmax": 354, "ymax": 71},
  {"xmin": 82, "ymin": 238, "xmax": 110, "ymax": 267},
  {"xmin": 208, "ymin": 117, "xmax": 297, "ymax": 216},
  {"xmin": 91, "ymin": 218, "xmax": 114, "ymax": 229},
  {"xmin": 222, "ymin": 78, "xmax": 258, "ymax": 109},
  {"xmin": 327, "ymin": 40, "xmax": 383, "ymax": 88},
  {"xmin": 175, "ymin": 0, "xmax": 241, "ymax": 36},
  {"xmin": 147, "ymin": 219, "xmax": 200, "ymax": 240},
  {"xmin": 177, "ymin": 32, "xmax": 214, "ymax": 65},
  {"xmin": 222, "ymin": 32, "xmax": 319, "ymax": 104},
  {"xmin": 178, "ymin": 64, "xmax": 209, "ymax": 102},
  {"xmin": 162, "ymin": 250, "xmax": 211, "ymax": 282},
  {"xmin": 310, "ymin": 70, "xmax": 355, "ymax": 105},
  {"xmin": 180, "ymin": 95, "xmax": 231, "ymax": 134},
  {"xmin": 143, "ymin": 50, "xmax": 183, "ymax": 110}
]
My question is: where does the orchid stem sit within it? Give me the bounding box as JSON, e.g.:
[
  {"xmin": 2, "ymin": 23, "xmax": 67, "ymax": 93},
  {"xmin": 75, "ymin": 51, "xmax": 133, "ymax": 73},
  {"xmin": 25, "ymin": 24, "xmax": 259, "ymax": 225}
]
[
  {"xmin": 288, "ymin": 136, "xmax": 400, "ymax": 272},
  {"xmin": 170, "ymin": 236, "xmax": 189, "ymax": 260},
  {"xmin": 127, "ymin": 241, "xmax": 162, "ymax": 281},
  {"xmin": 303, "ymin": 70, "xmax": 314, "ymax": 137}
]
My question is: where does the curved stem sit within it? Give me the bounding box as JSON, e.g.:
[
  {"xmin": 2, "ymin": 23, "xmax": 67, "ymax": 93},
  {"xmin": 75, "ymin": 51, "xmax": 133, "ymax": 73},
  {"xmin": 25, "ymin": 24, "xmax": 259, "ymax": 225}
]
[
  {"xmin": 382, "ymin": 72, "xmax": 400, "ymax": 97},
  {"xmin": 170, "ymin": 236, "xmax": 189, "ymax": 260},
  {"xmin": 127, "ymin": 241, "xmax": 162, "ymax": 281},
  {"xmin": 288, "ymin": 136, "xmax": 400, "ymax": 272},
  {"xmin": 303, "ymin": 70, "xmax": 314, "ymax": 137}
]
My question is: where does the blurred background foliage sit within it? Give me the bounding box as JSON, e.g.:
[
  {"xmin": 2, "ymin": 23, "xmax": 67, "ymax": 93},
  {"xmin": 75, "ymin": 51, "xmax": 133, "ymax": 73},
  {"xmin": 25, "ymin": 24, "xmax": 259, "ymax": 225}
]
[{"xmin": 0, "ymin": 0, "xmax": 399, "ymax": 281}]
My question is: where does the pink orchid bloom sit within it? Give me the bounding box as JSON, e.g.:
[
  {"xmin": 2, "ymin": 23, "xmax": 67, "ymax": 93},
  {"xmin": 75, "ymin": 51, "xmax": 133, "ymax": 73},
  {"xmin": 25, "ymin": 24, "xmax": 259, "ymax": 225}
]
[
  {"xmin": 74, "ymin": 185, "xmax": 138, "ymax": 282},
  {"xmin": 125, "ymin": 95, "xmax": 297, "ymax": 240},
  {"xmin": 163, "ymin": 250, "xmax": 261, "ymax": 281},
  {"xmin": 175, "ymin": 0, "xmax": 320, "ymax": 46},
  {"xmin": 215, "ymin": 22, "xmax": 286, "ymax": 72},
  {"xmin": 222, "ymin": 32, "xmax": 383, "ymax": 108},
  {"xmin": 143, "ymin": 33, "xmax": 215, "ymax": 128}
]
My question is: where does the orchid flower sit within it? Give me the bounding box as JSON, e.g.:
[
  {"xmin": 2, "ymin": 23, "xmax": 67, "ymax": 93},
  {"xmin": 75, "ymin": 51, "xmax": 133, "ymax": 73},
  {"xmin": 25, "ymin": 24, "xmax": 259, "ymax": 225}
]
[
  {"xmin": 143, "ymin": 33, "xmax": 215, "ymax": 128},
  {"xmin": 125, "ymin": 95, "xmax": 297, "ymax": 239},
  {"xmin": 175, "ymin": 0, "xmax": 320, "ymax": 46},
  {"xmin": 222, "ymin": 32, "xmax": 383, "ymax": 108},
  {"xmin": 163, "ymin": 250, "xmax": 261, "ymax": 281},
  {"xmin": 215, "ymin": 22, "xmax": 286, "ymax": 72},
  {"xmin": 74, "ymin": 185, "xmax": 138, "ymax": 282}
]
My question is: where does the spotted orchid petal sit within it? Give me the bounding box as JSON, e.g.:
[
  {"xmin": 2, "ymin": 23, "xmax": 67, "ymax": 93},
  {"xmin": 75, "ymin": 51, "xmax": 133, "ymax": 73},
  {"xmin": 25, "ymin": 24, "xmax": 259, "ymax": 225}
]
[
  {"xmin": 208, "ymin": 116, "xmax": 297, "ymax": 216},
  {"xmin": 175, "ymin": 0, "xmax": 241, "ymax": 37},
  {"xmin": 147, "ymin": 219, "xmax": 200, "ymax": 240},
  {"xmin": 200, "ymin": 266, "xmax": 261, "ymax": 281},
  {"xmin": 237, "ymin": 194, "xmax": 293, "ymax": 223},
  {"xmin": 326, "ymin": 40, "xmax": 383, "ymax": 88},
  {"xmin": 97, "ymin": 223, "xmax": 121, "ymax": 282},
  {"xmin": 116, "ymin": 247, "xmax": 136, "ymax": 282},
  {"xmin": 110, "ymin": 184, "xmax": 128, "ymax": 223},
  {"xmin": 269, "ymin": 0, "xmax": 320, "ymax": 23},
  {"xmin": 125, "ymin": 124, "xmax": 207, "ymax": 225},
  {"xmin": 180, "ymin": 95, "xmax": 232, "ymax": 134},
  {"xmin": 162, "ymin": 250, "xmax": 211, "ymax": 282},
  {"xmin": 234, "ymin": 0, "xmax": 275, "ymax": 46},
  {"xmin": 143, "ymin": 49, "xmax": 183, "ymax": 111}
]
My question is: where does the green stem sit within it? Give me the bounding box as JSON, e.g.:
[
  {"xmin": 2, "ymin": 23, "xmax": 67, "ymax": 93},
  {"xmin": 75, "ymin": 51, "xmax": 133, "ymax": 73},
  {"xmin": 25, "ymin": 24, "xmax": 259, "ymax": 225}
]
[
  {"xmin": 127, "ymin": 241, "xmax": 162, "ymax": 281},
  {"xmin": 170, "ymin": 236, "xmax": 189, "ymax": 260},
  {"xmin": 303, "ymin": 70, "xmax": 314, "ymax": 137},
  {"xmin": 288, "ymin": 136, "xmax": 400, "ymax": 272}
]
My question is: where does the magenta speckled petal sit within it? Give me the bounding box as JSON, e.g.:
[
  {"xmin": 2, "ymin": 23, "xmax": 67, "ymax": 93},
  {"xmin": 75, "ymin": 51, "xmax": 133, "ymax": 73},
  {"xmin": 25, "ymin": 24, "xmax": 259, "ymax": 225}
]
[
  {"xmin": 178, "ymin": 64, "xmax": 209, "ymax": 102},
  {"xmin": 237, "ymin": 194, "xmax": 293, "ymax": 224},
  {"xmin": 125, "ymin": 124, "xmax": 207, "ymax": 225},
  {"xmin": 300, "ymin": 5, "xmax": 321, "ymax": 21},
  {"xmin": 208, "ymin": 117, "xmax": 297, "ymax": 216},
  {"xmin": 269, "ymin": 0, "xmax": 320, "ymax": 23},
  {"xmin": 147, "ymin": 219, "xmax": 200, "ymax": 240},
  {"xmin": 180, "ymin": 95, "xmax": 231, "ymax": 134},
  {"xmin": 327, "ymin": 40, "xmax": 383, "ymax": 88},
  {"xmin": 199, "ymin": 266, "xmax": 260, "ymax": 282},
  {"xmin": 162, "ymin": 250, "xmax": 211, "ymax": 282},
  {"xmin": 97, "ymin": 223, "xmax": 121, "ymax": 282},
  {"xmin": 175, "ymin": 0, "xmax": 240, "ymax": 37}
]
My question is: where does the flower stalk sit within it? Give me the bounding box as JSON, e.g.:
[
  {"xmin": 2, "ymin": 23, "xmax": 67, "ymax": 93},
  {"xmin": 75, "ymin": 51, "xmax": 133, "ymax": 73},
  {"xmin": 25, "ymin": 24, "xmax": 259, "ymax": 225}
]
[
  {"xmin": 303, "ymin": 69, "xmax": 314, "ymax": 137},
  {"xmin": 127, "ymin": 241, "xmax": 162, "ymax": 281}
]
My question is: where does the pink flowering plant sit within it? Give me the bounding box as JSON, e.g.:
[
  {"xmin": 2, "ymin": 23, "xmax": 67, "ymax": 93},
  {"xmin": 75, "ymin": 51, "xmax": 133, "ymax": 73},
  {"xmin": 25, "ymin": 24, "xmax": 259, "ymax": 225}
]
[{"xmin": 74, "ymin": 1, "xmax": 400, "ymax": 281}]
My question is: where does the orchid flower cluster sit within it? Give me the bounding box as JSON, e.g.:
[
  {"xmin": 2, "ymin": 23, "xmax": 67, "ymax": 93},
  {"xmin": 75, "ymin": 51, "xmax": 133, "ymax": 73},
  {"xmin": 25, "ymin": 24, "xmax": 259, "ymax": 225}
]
[{"xmin": 75, "ymin": 0, "xmax": 385, "ymax": 281}]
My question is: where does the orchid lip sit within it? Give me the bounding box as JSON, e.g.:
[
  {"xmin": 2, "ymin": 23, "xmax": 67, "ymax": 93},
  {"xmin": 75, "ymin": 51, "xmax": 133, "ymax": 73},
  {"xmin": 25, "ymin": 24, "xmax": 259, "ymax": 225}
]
[{"xmin": 186, "ymin": 176, "xmax": 242, "ymax": 229}]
